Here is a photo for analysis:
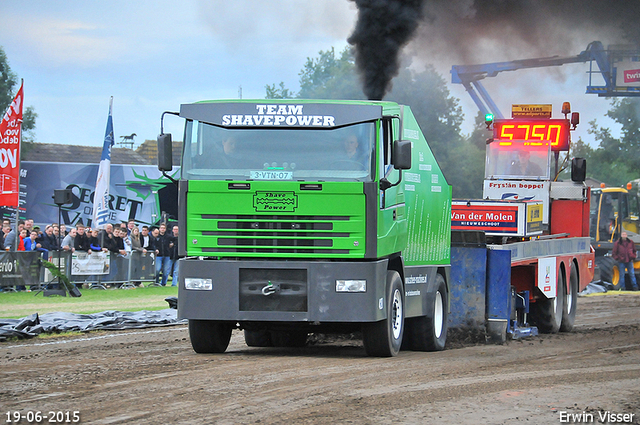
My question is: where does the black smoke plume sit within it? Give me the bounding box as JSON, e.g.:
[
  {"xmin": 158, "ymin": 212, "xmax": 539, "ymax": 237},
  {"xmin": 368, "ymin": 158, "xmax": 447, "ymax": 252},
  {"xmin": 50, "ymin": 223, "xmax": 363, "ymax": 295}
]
[
  {"xmin": 416, "ymin": 0, "xmax": 640, "ymax": 65},
  {"xmin": 348, "ymin": 0, "xmax": 426, "ymax": 100},
  {"xmin": 347, "ymin": 0, "xmax": 639, "ymax": 99}
]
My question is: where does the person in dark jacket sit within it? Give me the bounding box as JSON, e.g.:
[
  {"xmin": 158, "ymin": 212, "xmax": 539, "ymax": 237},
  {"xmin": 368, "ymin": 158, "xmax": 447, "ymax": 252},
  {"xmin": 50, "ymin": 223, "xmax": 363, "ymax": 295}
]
[
  {"xmin": 74, "ymin": 223, "xmax": 91, "ymax": 252},
  {"xmin": 112, "ymin": 227, "xmax": 127, "ymax": 256},
  {"xmin": 613, "ymin": 232, "xmax": 639, "ymax": 291},
  {"xmin": 168, "ymin": 225, "xmax": 179, "ymax": 286},
  {"xmin": 98, "ymin": 224, "xmax": 117, "ymax": 253},
  {"xmin": 98, "ymin": 224, "xmax": 124, "ymax": 284},
  {"xmin": 88, "ymin": 228, "xmax": 101, "ymax": 251},
  {"xmin": 38, "ymin": 225, "xmax": 59, "ymax": 252},
  {"xmin": 140, "ymin": 226, "xmax": 152, "ymax": 251},
  {"xmin": 155, "ymin": 223, "xmax": 172, "ymax": 286}
]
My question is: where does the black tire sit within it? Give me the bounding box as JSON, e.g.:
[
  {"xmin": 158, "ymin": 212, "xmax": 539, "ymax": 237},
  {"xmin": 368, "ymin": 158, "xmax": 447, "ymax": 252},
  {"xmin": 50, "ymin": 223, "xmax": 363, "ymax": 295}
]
[
  {"xmin": 560, "ymin": 263, "xmax": 579, "ymax": 332},
  {"xmin": 188, "ymin": 319, "xmax": 232, "ymax": 353},
  {"xmin": 597, "ymin": 256, "xmax": 622, "ymax": 290},
  {"xmin": 531, "ymin": 269, "xmax": 564, "ymax": 333},
  {"xmin": 244, "ymin": 329, "xmax": 273, "ymax": 347},
  {"xmin": 405, "ymin": 273, "xmax": 448, "ymax": 351},
  {"xmin": 269, "ymin": 330, "xmax": 308, "ymax": 347},
  {"xmin": 362, "ymin": 271, "xmax": 404, "ymax": 357}
]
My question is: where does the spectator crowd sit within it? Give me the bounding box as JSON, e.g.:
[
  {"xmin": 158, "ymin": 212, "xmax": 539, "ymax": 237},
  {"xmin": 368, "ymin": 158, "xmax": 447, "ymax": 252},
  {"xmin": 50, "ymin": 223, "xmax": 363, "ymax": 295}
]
[{"xmin": 1, "ymin": 218, "xmax": 180, "ymax": 289}]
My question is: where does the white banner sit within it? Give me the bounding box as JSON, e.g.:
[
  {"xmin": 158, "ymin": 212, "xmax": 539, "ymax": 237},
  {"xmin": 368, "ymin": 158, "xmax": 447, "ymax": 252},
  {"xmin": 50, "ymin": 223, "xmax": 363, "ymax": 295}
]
[
  {"xmin": 71, "ymin": 251, "xmax": 110, "ymax": 275},
  {"xmin": 483, "ymin": 180, "xmax": 550, "ymax": 223}
]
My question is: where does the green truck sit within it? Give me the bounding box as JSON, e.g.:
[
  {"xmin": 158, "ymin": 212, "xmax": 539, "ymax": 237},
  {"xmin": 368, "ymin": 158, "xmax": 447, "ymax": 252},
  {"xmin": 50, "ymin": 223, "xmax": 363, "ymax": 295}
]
[{"xmin": 157, "ymin": 100, "xmax": 451, "ymax": 357}]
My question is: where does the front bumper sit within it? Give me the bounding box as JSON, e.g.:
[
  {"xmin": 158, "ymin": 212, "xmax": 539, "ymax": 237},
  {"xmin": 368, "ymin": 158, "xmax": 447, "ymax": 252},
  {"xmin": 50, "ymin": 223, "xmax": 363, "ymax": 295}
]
[{"xmin": 178, "ymin": 258, "xmax": 389, "ymax": 323}]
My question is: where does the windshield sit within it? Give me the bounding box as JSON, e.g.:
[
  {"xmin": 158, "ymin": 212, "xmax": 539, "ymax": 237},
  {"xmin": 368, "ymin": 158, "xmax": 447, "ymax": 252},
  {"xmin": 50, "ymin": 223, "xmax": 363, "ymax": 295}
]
[
  {"xmin": 485, "ymin": 140, "xmax": 551, "ymax": 180},
  {"xmin": 181, "ymin": 121, "xmax": 376, "ymax": 182}
]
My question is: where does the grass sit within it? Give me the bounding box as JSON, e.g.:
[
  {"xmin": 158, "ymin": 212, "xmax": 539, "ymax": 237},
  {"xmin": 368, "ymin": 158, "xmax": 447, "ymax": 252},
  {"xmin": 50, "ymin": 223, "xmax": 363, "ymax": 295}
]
[{"xmin": 0, "ymin": 285, "xmax": 178, "ymax": 319}]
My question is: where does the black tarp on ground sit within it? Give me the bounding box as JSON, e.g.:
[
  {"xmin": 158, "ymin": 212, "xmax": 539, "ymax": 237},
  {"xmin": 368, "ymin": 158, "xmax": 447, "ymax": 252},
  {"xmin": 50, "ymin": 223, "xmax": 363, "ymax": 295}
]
[
  {"xmin": 0, "ymin": 304, "xmax": 182, "ymax": 341},
  {"xmin": 578, "ymin": 280, "xmax": 611, "ymax": 296}
]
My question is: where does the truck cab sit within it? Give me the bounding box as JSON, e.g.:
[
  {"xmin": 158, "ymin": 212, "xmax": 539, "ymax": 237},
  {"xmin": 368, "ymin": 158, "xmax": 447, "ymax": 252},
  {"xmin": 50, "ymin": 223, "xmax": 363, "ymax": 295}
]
[{"xmin": 158, "ymin": 100, "xmax": 452, "ymax": 356}]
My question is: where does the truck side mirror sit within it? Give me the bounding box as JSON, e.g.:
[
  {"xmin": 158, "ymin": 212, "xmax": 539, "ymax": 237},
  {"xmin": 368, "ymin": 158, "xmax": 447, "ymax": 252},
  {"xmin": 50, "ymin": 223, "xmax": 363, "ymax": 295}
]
[
  {"xmin": 157, "ymin": 133, "xmax": 173, "ymax": 172},
  {"xmin": 571, "ymin": 157, "xmax": 586, "ymax": 182},
  {"xmin": 392, "ymin": 140, "xmax": 412, "ymax": 170}
]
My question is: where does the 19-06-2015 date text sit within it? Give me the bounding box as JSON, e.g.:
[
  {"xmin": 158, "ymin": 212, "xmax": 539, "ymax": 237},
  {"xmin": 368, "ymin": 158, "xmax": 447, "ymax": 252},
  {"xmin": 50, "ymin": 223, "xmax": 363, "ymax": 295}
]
[{"xmin": 5, "ymin": 411, "xmax": 80, "ymax": 423}]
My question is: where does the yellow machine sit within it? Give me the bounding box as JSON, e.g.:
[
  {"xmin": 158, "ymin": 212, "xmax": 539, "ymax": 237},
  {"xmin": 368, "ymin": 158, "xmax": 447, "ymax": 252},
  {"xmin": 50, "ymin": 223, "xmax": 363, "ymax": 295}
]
[{"xmin": 591, "ymin": 180, "xmax": 640, "ymax": 289}]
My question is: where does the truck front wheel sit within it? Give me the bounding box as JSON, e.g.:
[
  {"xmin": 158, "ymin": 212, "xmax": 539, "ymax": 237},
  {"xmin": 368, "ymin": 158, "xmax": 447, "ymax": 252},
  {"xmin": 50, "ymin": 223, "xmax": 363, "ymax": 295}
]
[
  {"xmin": 362, "ymin": 271, "xmax": 404, "ymax": 357},
  {"xmin": 531, "ymin": 270, "xmax": 565, "ymax": 333},
  {"xmin": 405, "ymin": 273, "xmax": 448, "ymax": 351},
  {"xmin": 189, "ymin": 320, "xmax": 233, "ymax": 353}
]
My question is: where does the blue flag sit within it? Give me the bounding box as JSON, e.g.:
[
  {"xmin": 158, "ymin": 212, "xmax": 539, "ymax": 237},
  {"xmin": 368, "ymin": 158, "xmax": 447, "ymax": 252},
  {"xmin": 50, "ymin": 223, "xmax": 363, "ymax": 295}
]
[{"xmin": 92, "ymin": 97, "xmax": 114, "ymax": 229}]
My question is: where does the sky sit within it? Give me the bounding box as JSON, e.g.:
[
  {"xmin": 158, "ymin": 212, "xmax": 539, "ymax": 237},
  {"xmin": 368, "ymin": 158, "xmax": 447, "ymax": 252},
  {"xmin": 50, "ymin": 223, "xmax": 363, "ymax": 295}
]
[{"xmin": 0, "ymin": 0, "xmax": 626, "ymax": 151}]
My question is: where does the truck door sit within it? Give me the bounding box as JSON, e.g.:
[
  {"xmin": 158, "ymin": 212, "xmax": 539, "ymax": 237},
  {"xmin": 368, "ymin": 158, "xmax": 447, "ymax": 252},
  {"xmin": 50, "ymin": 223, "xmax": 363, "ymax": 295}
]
[{"xmin": 377, "ymin": 117, "xmax": 406, "ymax": 255}]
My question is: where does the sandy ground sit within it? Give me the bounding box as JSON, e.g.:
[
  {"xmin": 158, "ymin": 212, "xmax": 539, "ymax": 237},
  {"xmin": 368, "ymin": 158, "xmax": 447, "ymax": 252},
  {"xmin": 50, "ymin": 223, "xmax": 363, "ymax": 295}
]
[{"xmin": 1, "ymin": 293, "xmax": 639, "ymax": 425}]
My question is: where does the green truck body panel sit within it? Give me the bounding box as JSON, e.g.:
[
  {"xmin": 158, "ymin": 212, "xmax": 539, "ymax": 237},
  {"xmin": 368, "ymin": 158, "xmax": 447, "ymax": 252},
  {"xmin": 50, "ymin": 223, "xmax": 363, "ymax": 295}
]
[
  {"xmin": 381, "ymin": 106, "xmax": 452, "ymax": 266},
  {"xmin": 186, "ymin": 180, "xmax": 367, "ymax": 258}
]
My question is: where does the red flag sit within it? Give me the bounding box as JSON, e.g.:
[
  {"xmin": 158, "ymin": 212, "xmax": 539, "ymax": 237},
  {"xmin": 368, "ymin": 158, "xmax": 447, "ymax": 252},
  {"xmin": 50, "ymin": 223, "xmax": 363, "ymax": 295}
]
[{"xmin": 0, "ymin": 82, "xmax": 23, "ymax": 208}]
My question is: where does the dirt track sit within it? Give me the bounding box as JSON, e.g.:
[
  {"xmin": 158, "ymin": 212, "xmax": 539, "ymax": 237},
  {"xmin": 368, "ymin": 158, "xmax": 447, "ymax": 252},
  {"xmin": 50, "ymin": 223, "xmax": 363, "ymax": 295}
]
[{"xmin": 2, "ymin": 293, "xmax": 640, "ymax": 425}]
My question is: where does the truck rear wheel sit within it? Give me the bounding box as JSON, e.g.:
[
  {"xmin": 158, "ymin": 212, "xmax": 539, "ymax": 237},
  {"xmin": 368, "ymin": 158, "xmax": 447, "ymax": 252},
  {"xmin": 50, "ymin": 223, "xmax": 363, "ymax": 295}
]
[
  {"xmin": 560, "ymin": 263, "xmax": 579, "ymax": 332},
  {"xmin": 362, "ymin": 271, "xmax": 404, "ymax": 357},
  {"xmin": 189, "ymin": 319, "xmax": 232, "ymax": 353},
  {"xmin": 405, "ymin": 273, "xmax": 448, "ymax": 351},
  {"xmin": 531, "ymin": 270, "xmax": 564, "ymax": 333}
]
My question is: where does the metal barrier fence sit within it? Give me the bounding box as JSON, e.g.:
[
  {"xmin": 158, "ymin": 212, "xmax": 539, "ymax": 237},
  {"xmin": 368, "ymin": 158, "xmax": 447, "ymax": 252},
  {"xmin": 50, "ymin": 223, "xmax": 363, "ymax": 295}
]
[{"xmin": 0, "ymin": 250, "xmax": 159, "ymax": 291}]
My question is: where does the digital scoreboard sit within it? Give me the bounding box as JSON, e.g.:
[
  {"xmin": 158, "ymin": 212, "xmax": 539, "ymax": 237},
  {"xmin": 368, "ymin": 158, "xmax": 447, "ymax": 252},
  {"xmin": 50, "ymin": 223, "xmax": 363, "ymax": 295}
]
[{"xmin": 493, "ymin": 119, "xmax": 571, "ymax": 151}]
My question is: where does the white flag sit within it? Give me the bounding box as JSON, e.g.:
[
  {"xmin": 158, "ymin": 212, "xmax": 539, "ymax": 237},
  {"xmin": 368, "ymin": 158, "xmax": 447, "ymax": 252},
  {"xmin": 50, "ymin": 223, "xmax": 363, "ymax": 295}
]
[{"xmin": 92, "ymin": 97, "xmax": 114, "ymax": 229}]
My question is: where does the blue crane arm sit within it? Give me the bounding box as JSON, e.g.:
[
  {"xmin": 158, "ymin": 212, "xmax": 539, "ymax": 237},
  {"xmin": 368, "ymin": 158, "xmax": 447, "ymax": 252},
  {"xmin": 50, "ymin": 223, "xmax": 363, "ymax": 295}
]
[{"xmin": 450, "ymin": 41, "xmax": 637, "ymax": 117}]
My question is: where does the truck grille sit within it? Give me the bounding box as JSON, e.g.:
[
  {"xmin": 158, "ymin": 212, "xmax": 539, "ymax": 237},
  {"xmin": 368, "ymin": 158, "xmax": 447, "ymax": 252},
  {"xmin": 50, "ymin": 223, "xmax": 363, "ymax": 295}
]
[{"xmin": 197, "ymin": 214, "xmax": 356, "ymax": 255}]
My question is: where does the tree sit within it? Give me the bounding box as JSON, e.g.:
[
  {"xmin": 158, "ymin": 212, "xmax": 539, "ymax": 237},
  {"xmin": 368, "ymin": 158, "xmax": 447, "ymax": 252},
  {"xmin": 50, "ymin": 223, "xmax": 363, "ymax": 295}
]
[
  {"xmin": 265, "ymin": 82, "xmax": 294, "ymax": 99},
  {"xmin": 605, "ymin": 98, "xmax": 640, "ymax": 171},
  {"xmin": 570, "ymin": 99, "xmax": 640, "ymax": 186},
  {"xmin": 266, "ymin": 47, "xmax": 362, "ymax": 100},
  {"xmin": 297, "ymin": 47, "xmax": 364, "ymax": 100},
  {"xmin": 0, "ymin": 46, "xmax": 37, "ymax": 142},
  {"xmin": 0, "ymin": 47, "xmax": 18, "ymax": 111}
]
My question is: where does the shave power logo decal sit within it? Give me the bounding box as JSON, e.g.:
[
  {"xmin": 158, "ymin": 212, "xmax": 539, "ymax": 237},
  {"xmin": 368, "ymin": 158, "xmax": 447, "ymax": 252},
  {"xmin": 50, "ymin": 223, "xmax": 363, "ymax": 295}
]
[{"xmin": 253, "ymin": 191, "xmax": 298, "ymax": 212}]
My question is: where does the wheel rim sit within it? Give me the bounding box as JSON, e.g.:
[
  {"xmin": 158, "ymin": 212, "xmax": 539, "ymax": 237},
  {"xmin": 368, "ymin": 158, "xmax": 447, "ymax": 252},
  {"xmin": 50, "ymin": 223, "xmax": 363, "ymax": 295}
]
[
  {"xmin": 391, "ymin": 288, "xmax": 403, "ymax": 340},
  {"xmin": 612, "ymin": 265, "xmax": 620, "ymax": 286},
  {"xmin": 566, "ymin": 279, "xmax": 573, "ymax": 314},
  {"xmin": 567, "ymin": 270, "xmax": 577, "ymax": 315},
  {"xmin": 434, "ymin": 290, "xmax": 444, "ymax": 339},
  {"xmin": 554, "ymin": 274, "xmax": 564, "ymax": 327}
]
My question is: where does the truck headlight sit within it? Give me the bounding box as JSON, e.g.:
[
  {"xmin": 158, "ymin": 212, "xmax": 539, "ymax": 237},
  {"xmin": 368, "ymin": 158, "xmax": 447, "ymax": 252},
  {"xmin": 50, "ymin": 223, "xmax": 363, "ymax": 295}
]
[
  {"xmin": 336, "ymin": 279, "xmax": 366, "ymax": 293},
  {"xmin": 184, "ymin": 278, "xmax": 213, "ymax": 290}
]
